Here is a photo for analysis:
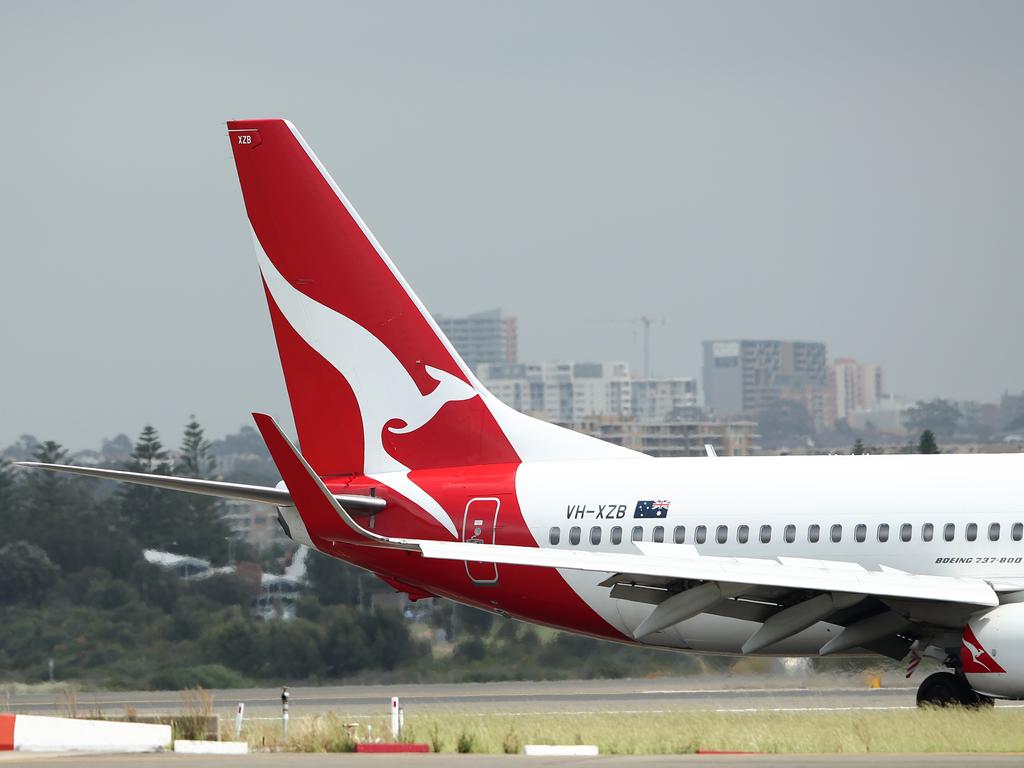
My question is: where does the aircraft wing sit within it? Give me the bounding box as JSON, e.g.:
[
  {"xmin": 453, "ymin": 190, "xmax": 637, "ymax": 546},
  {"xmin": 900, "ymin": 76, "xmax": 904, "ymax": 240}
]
[
  {"xmin": 399, "ymin": 535, "xmax": 994, "ymax": 655},
  {"xmin": 16, "ymin": 462, "xmax": 386, "ymax": 514},
  {"xmin": 410, "ymin": 539, "xmax": 997, "ymax": 608}
]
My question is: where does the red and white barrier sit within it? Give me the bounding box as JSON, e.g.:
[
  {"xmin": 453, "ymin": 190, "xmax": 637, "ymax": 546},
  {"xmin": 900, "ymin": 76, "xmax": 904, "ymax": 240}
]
[{"xmin": 0, "ymin": 714, "xmax": 170, "ymax": 752}]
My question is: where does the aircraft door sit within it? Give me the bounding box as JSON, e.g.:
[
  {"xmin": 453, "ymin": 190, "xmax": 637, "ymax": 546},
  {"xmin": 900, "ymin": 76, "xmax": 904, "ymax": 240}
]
[{"xmin": 462, "ymin": 497, "xmax": 500, "ymax": 584}]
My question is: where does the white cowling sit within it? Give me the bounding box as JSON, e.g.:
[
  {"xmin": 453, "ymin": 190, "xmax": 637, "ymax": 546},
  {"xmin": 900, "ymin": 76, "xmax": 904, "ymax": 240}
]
[{"xmin": 963, "ymin": 602, "xmax": 1024, "ymax": 699}]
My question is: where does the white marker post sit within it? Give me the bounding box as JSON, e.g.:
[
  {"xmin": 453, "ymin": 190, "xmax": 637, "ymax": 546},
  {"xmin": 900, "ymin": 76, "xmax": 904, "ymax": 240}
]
[
  {"xmin": 234, "ymin": 703, "xmax": 245, "ymax": 740},
  {"xmin": 390, "ymin": 697, "xmax": 400, "ymax": 740},
  {"xmin": 281, "ymin": 687, "xmax": 290, "ymax": 742}
]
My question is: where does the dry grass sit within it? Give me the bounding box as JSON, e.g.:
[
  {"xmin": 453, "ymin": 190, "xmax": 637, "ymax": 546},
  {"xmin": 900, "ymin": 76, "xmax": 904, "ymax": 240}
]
[
  {"xmin": 175, "ymin": 687, "xmax": 215, "ymax": 741},
  {"xmin": 235, "ymin": 708, "xmax": 1024, "ymax": 754}
]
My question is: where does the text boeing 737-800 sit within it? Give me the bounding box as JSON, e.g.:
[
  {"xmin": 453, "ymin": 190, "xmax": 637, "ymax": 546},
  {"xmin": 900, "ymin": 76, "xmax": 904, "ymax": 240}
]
[{"xmin": 23, "ymin": 119, "xmax": 1024, "ymax": 708}]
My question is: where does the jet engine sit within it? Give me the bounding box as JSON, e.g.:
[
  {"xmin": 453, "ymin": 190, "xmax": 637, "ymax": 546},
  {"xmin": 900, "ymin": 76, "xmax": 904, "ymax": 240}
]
[{"xmin": 962, "ymin": 602, "xmax": 1024, "ymax": 699}]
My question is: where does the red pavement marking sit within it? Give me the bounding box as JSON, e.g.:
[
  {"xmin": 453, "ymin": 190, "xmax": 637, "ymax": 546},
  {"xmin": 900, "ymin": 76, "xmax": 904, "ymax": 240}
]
[
  {"xmin": 0, "ymin": 714, "xmax": 15, "ymax": 751},
  {"xmin": 355, "ymin": 743, "xmax": 430, "ymax": 753}
]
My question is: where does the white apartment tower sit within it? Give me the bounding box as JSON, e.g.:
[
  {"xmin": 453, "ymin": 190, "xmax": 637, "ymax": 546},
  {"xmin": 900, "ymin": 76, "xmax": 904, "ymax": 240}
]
[
  {"xmin": 477, "ymin": 361, "xmax": 632, "ymax": 422},
  {"xmin": 829, "ymin": 358, "xmax": 883, "ymax": 422}
]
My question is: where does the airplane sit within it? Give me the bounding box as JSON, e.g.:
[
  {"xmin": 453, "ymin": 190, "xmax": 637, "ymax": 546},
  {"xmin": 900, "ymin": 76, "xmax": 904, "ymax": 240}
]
[{"xmin": 21, "ymin": 119, "xmax": 1024, "ymax": 708}]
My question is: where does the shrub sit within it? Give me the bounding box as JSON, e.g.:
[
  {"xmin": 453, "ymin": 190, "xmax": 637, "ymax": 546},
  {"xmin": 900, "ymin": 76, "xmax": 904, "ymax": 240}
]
[
  {"xmin": 429, "ymin": 723, "xmax": 444, "ymax": 753},
  {"xmin": 456, "ymin": 729, "xmax": 476, "ymax": 753},
  {"xmin": 148, "ymin": 664, "xmax": 250, "ymax": 690},
  {"xmin": 502, "ymin": 727, "xmax": 522, "ymax": 754}
]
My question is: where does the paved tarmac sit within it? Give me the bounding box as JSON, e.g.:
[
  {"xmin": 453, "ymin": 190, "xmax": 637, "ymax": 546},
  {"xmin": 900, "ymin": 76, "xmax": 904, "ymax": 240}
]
[
  {"xmin": 7, "ymin": 676, "xmax": 1017, "ymax": 720},
  {"xmin": 2, "ymin": 753, "xmax": 1024, "ymax": 767}
]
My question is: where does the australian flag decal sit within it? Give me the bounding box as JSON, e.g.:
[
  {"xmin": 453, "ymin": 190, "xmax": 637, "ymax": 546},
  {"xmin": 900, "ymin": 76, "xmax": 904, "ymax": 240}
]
[{"xmin": 634, "ymin": 500, "xmax": 670, "ymax": 518}]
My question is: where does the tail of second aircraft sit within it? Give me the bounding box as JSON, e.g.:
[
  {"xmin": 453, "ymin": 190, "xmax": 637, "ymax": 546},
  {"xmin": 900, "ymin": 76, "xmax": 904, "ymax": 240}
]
[{"xmin": 226, "ymin": 119, "xmax": 638, "ymax": 479}]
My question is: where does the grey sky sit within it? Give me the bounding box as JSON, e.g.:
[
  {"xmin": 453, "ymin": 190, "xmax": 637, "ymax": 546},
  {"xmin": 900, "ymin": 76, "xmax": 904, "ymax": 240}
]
[{"xmin": 2, "ymin": 1, "xmax": 1022, "ymax": 449}]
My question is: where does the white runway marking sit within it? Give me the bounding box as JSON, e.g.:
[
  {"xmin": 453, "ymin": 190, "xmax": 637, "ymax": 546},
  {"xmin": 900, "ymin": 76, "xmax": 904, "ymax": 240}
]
[
  {"xmin": 453, "ymin": 702, "xmax": 1024, "ymax": 716},
  {"xmin": 642, "ymin": 686, "xmax": 917, "ymax": 694}
]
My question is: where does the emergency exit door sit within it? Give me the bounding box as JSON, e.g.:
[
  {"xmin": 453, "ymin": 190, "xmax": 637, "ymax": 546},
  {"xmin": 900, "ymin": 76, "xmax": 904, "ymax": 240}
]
[{"xmin": 462, "ymin": 497, "xmax": 500, "ymax": 584}]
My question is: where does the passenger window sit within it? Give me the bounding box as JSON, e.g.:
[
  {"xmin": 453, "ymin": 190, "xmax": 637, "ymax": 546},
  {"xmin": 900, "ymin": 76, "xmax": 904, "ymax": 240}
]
[
  {"xmin": 944, "ymin": 523, "xmax": 955, "ymax": 542},
  {"xmin": 900, "ymin": 523, "xmax": 912, "ymax": 542},
  {"xmin": 695, "ymin": 525, "xmax": 707, "ymax": 544},
  {"xmin": 569, "ymin": 526, "xmax": 581, "ymax": 545},
  {"xmin": 830, "ymin": 524, "xmax": 842, "ymax": 543},
  {"xmin": 854, "ymin": 524, "xmax": 866, "ymax": 543},
  {"xmin": 715, "ymin": 525, "xmax": 728, "ymax": 544},
  {"xmin": 808, "ymin": 524, "xmax": 820, "ymax": 543},
  {"xmin": 673, "ymin": 525, "xmax": 686, "ymax": 544},
  {"xmin": 877, "ymin": 523, "xmax": 889, "ymax": 543},
  {"xmin": 549, "ymin": 527, "xmax": 560, "ymax": 545},
  {"xmin": 737, "ymin": 525, "xmax": 749, "ymax": 544},
  {"xmin": 590, "ymin": 526, "xmax": 602, "ymax": 545},
  {"xmin": 989, "ymin": 523, "xmax": 1000, "ymax": 541},
  {"xmin": 784, "ymin": 524, "xmax": 795, "ymax": 543},
  {"xmin": 966, "ymin": 523, "xmax": 978, "ymax": 542},
  {"xmin": 652, "ymin": 526, "xmax": 664, "ymax": 543},
  {"xmin": 631, "ymin": 526, "xmax": 643, "ymax": 543},
  {"xmin": 611, "ymin": 526, "xmax": 622, "ymax": 545},
  {"xmin": 922, "ymin": 523, "xmax": 934, "ymax": 542},
  {"xmin": 760, "ymin": 525, "xmax": 772, "ymax": 544},
  {"xmin": 1013, "ymin": 523, "xmax": 1023, "ymax": 542}
]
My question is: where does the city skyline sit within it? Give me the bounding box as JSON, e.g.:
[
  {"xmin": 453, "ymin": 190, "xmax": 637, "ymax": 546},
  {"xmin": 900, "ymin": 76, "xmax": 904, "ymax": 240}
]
[{"xmin": 2, "ymin": 300, "xmax": 1021, "ymax": 449}]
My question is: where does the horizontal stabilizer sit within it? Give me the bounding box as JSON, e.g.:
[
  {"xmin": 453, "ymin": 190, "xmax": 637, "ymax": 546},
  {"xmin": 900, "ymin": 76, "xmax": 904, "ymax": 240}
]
[
  {"xmin": 251, "ymin": 412, "xmax": 416, "ymax": 547},
  {"xmin": 16, "ymin": 462, "xmax": 386, "ymax": 513}
]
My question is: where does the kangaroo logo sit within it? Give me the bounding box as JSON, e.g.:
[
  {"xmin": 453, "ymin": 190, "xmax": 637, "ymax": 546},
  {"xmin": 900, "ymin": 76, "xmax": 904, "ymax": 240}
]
[
  {"xmin": 255, "ymin": 233, "xmax": 475, "ymax": 537},
  {"xmin": 961, "ymin": 624, "xmax": 1005, "ymax": 674}
]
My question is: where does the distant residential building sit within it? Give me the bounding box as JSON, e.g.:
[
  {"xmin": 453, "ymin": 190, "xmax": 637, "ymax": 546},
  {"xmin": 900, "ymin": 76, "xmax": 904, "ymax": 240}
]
[
  {"xmin": 954, "ymin": 400, "xmax": 1000, "ymax": 438},
  {"xmin": 436, "ymin": 308, "xmax": 518, "ymax": 370},
  {"xmin": 846, "ymin": 394, "xmax": 912, "ymax": 436},
  {"xmin": 222, "ymin": 500, "xmax": 289, "ymax": 552},
  {"xmin": 561, "ymin": 415, "xmax": 759, "ymax": 457},
  {"xmin": 478, "ymin": 361, "xmax": 632, "ymax": 422},
  {"xmin": 631, "ymin": 378, "xmax": 698, "ymax": 421},
  {"xmin": 999, "ymin": 391, "xmax": 1024, "ymax": 432},
  {"xmin": 254, "ymin": 549, "xmax": 309, "ymax": 621},
  {"xmin": 143, "ymin": 549, "xmax": 216, "ymax": 580},
  {"xmin": 703, "ymin": 340, "xmax": 829, "ymax": 428},
  {"xmin": 829, "ymin": 358, "xmax": 883, "ymax": 424}
]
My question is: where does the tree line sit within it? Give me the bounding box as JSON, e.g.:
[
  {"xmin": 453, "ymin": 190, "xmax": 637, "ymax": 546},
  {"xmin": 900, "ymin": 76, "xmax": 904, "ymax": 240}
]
[{"xmin": 0, "ymin": 419, "xmax": 714, "ymax": 689}]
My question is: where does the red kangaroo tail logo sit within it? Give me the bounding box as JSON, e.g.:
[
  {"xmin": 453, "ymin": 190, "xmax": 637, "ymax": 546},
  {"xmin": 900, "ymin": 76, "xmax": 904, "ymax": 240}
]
[
  {"xmin": 961, "ymin": 624, "xmax": 1005, "ymax": 674},
  {"xmin": 227, "ymin": 119, "xmax": 640, "ymax": 535}
]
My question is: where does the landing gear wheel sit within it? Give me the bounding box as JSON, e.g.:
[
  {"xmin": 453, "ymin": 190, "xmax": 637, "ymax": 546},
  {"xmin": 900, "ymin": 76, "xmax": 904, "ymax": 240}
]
[{"xmin": 916, "ymin": 671, "xmax": 990, "ymax": 708}]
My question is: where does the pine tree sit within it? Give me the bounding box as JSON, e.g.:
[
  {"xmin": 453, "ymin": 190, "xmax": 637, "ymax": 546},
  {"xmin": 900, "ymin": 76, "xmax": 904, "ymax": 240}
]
[
  {"xmin": 177, "ymin": 416, "xmax": 215, "ymax": 479},
  {"xmin": 851, "ymin": 439, "xmax": 865, "ymax": 455},
  {"xmin": 129, "ymin": 424, "xmax": 171, "ymax": 474},
  {"xmin": 17, "ymin": 442, "xmax": 138, "ymax": 576},
  {"xmin": 918, "ymin": 429, "xmax": 939, "ymax": 454},
  {"xmin": 120, "ymin": 425, "xmax": 177, "ymax": 551},
  {"xmin": 0, "ymin": 459, "xmax": 20, "ymax": 537},
  {"xmin": 22, "ymin": 441, "xmax": 84, "ymax": 571},
  {"xmin": 173, "ymin": 417, "xmax": 231, "ymax": 564}
]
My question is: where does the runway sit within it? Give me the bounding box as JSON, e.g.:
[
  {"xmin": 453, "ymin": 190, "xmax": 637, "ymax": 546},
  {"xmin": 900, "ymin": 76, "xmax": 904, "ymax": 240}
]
[
  {"xmin": 2, "ymin": 753, "xmax": 1024, "ymax": 767},
  {"xmin": 4, "ymin": 678, "xmax": 1024, "ymax": 766},
  {"xmin": 0, "ymin": 676, "xmax": 994, "ymax": 719}
]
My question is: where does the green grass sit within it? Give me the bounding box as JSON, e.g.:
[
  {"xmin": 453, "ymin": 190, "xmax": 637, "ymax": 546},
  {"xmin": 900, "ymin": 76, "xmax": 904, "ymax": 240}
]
[{"xmin": 235, "ymin": 708, "xmax": 1024, "ymax": 754}]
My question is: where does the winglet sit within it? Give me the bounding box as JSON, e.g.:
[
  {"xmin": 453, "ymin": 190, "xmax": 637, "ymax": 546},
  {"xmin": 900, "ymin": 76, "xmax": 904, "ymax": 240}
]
[{"xmin": 251, "ymin": 412, "xmax": 415, "ymax": 550}]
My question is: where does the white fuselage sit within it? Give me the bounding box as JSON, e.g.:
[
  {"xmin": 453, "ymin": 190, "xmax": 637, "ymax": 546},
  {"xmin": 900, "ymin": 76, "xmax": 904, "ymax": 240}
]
[{"xmin": 515, "ymin": 452, "xmax": 1024, "ymax": 655}]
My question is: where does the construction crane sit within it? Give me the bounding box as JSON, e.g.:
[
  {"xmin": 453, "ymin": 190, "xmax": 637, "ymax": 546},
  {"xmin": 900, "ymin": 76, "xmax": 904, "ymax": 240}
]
[{"xmin": 607, "ymin": 316, "xmax": 665, "ymax": 379}]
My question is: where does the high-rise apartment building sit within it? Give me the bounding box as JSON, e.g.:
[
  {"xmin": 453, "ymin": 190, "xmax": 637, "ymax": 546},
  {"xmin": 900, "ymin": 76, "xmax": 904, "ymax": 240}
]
[
  {"xmin": 829, "ymin": 358, "xmax": 883, "ymax": 423},
  {"xmin": 562, "ymin": 415, "xmax": 759, "ymax": 457},
  {"xmin": 631, "ymin": 378, "xmax": 698, "ymax": 421},
  {"xmin": 477, "ymin": 361, "xmax": 632, "ymax": 422},
  {"xmin": 703, "ymin": 339, "xmax": 829, "ymax": 427},
  {"xmin": 436, "ymin": 308, "xmax": 518, "ymax": 370}
]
